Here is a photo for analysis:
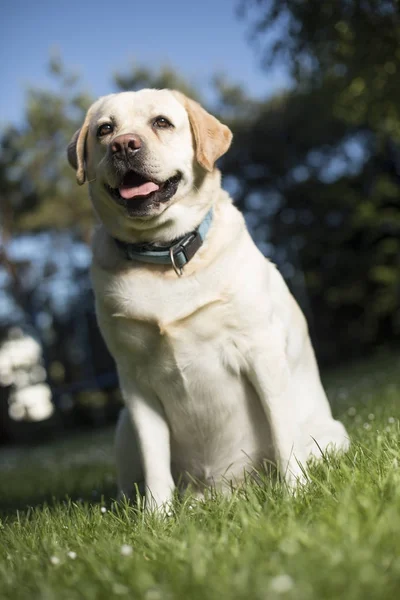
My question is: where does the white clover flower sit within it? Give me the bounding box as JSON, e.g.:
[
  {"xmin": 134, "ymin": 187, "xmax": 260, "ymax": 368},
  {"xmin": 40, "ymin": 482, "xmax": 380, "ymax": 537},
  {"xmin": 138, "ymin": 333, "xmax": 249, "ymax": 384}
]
[
  {"xmin": 145, "ymin": 589, "xmax": 163, "ymax": 600},
  {"xmin": 269, "ymin": 574, "xmax": 294, "ymax": 594},
  {"xmin": 388, "ymin": 417, "xmax": 396, "ymax": 424},
  {"xmin": 100, "ymin": 506, "xmax": 107, "ymax": 514},
  {"xmin": 67, "ymin": 551, "xmax": 77, "ymax": 560},
  {"xmin": 50, "ymin": 556, "xmax": 60, "ymax": 565},
  {"xmin": 363, "ymin": 423, "xmax": 371, "ymax": 430},
  {"xmin": 120, "ymin": 544, "xmax": 133, "ymax": 556},
  {"xmin": 113, "ymin": 583, "xmax": 129, "ymax": 595},
  {"xmin": 368, "ymin": 413, "xmax": 375, "ymax": 421},
  {"xmin": 347, "ymin": 407, "xmax": 356, "ymax": 416}
]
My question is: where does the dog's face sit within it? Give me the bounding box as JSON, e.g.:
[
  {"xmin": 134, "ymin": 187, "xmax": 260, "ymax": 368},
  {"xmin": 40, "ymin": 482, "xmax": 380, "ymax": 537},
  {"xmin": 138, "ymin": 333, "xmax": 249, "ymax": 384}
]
[{"xmin": 68, "ymin": 89, "xmax": 232, "ymax": 235}]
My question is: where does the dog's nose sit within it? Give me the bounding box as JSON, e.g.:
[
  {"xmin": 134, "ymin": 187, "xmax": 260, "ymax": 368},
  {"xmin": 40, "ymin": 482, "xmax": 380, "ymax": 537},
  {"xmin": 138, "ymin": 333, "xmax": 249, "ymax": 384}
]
[{"xmin": 111, "ymin": 134, "xmax": 142, "ymax": 156}]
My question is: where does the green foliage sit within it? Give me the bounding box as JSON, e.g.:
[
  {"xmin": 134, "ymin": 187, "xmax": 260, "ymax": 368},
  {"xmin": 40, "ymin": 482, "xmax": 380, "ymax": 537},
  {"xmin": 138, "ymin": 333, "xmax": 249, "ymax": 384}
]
[
  {"xmin": 235, "ymin": 0, "xmax": 400, "ymax": 361},
  {"xmin": 1, "ymin": 352, "xmax": 400, "ymax": 599},
  {"xmin": 224, "ymin": 81, "xmax": 399, "ymax": 359},
  {"xmin": 114, "ymin": 62, "xmax": 201, "ymax": 100},
  {"xmin": 0, "ymin": 59, "xmax": 93, "ymax": 237},
  {"xmin": 242, "ymin": 0, "xmax": 400, "ymax": 137}
]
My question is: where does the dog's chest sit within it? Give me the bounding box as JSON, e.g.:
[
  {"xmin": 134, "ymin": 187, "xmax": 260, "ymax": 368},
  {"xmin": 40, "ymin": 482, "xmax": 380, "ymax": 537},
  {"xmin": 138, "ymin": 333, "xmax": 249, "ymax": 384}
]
[{"xmin": 95, "ymin": 267, "xmax": 246, "ymax": 374}]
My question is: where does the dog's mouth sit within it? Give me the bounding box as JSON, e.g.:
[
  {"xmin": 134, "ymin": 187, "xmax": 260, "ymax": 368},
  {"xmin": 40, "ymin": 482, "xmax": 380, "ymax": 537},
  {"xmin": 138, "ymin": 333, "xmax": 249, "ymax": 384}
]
[{"xmin": 105, "ymin": 171, "xmax": 182, "ymax": 204}]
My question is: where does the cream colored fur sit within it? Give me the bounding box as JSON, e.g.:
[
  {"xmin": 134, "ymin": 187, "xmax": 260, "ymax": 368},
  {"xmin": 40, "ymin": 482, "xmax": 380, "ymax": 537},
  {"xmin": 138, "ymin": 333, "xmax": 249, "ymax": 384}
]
[{"xmin": 68, "ymin": 89, "xmax": 349, "ymax": 512}]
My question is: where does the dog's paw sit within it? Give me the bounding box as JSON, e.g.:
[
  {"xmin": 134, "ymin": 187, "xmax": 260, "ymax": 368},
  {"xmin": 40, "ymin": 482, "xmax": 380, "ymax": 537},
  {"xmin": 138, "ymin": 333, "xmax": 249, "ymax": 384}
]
[
  {"xmin": 286, "ymin": 472, "xmax": 308, "ymax": 490},
  {"xmin": 283, "ymin": 462, "xmax": 309, "ymax": 493},
  {"xmin": 145, "ymin": 499, "xmax": 174, "ymax": 518},
  {"xmin": 145, "ymin": 481, "xmax": 175, "ymax": 517}
]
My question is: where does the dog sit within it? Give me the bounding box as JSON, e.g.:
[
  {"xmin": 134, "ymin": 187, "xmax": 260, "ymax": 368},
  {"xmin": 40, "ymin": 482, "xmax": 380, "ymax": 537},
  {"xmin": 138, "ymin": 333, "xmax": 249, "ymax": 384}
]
[{"xmin": 68, "ymin": 89, "xmax": 349, "ymax": 511}]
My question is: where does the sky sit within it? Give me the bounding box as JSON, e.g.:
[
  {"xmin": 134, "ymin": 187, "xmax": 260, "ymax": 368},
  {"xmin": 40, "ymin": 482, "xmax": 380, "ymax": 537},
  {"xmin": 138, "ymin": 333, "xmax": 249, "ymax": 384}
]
[{"xmin": 2, "ymin": 0, "xmax": 290, "ymax": 127}]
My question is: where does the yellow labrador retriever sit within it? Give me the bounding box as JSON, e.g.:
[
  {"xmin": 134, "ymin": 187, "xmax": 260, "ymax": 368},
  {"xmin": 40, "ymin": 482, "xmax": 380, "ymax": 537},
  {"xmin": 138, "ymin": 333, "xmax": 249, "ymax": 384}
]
[{"xmin": 68, "ymin": 89, "xmax": 349, "ymax": 510}]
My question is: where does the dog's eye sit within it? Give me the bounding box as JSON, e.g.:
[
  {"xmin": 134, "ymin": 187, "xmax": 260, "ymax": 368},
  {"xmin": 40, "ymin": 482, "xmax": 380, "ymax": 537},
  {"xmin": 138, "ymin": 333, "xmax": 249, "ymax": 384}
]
[
  {"xmin": 97, "ymin": 123, "xmax": 114, "ymax": 137},
  {"xmin": 153, "ymin": 116, "xmax": 174, "ymax": 129}
]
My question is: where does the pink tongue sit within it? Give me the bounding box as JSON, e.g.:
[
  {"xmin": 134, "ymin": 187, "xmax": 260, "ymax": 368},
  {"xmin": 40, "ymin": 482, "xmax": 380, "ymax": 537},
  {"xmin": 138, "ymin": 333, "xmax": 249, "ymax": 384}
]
[{"xmin": 119, "ymin": 181, "xmax": 160, "ymax": 200}]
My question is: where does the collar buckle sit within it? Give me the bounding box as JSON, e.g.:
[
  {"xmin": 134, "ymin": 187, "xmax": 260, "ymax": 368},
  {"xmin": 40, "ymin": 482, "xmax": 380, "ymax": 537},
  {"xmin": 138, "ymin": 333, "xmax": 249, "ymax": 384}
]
[
  {"xmin": 180, "ymin": 230, "xmax": 203, "ymax": 261},
  {"xmin": 169, "ymin": 231, "xmax": 203, "ymax": 277},
  {"xmin": 169, "ymin": 246, "xmax": 183, "ymax": 276}
]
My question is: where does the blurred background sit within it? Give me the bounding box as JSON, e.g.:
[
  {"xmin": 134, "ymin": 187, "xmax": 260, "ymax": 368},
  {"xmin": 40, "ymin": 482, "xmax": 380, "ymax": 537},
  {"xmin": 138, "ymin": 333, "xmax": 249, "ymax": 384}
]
[{"xmin": 1, "ymin": 0, "xmax": 399, "ymax": 444}]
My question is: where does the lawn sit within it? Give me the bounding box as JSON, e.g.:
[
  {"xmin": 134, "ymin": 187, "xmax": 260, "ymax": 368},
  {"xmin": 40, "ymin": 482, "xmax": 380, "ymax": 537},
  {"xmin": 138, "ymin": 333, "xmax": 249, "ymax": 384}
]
[{"xmin": 0, "ymin": 350, "xmax": 400, "ymax": 599}]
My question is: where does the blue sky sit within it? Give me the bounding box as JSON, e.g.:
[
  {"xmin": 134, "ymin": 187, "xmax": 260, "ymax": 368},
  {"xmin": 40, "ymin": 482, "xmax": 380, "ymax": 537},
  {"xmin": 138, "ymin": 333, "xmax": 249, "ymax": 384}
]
[{"xmin": 2, "ymin": 0, "xmax": 290, "ymax": 127}]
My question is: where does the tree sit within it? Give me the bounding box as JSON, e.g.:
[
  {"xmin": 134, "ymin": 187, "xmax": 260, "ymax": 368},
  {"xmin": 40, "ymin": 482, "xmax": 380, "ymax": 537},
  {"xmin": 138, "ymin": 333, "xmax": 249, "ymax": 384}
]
[
  {"xmin": 114, "ymin": 62, "xmax": 201, "ymax": 101},
  {"xmin": 232, "ymin": 0, "xmax": 400, "ymax": 361},
  {"xmin": 0, "ymin": 56, "xmax": 93, "ymax": 240},
  {"xmin": 241, "ymin": 0, "xmax": 400, "ymax": 137}
]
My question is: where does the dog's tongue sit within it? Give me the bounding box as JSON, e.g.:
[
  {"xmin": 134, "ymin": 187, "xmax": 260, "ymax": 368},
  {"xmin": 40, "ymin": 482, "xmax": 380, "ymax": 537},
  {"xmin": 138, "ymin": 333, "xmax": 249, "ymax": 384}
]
[{"xmin": 119, "ymin": 172, "xmax": 160, "ymax": 200}]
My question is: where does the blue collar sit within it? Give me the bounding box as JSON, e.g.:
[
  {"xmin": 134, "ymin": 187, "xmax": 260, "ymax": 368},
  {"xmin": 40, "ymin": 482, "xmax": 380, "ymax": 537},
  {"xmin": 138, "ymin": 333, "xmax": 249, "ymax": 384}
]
[{"xmin": 114, "ymin": 208, "xmax": 213, "ymax": 276}]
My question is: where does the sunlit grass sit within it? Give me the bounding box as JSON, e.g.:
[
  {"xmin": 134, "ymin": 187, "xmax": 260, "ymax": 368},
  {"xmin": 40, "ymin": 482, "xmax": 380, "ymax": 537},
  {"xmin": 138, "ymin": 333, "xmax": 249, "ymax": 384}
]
[{"xmin": 0, "ymin": 350, "xmax": 399, "ymax": 599}]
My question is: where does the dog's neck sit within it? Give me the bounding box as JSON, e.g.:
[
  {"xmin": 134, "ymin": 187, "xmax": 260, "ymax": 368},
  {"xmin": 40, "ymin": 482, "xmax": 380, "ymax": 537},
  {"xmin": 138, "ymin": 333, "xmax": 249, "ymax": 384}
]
[{"xmin": 113, "ymin": 208, "xmax": 214, "ymax": 276}]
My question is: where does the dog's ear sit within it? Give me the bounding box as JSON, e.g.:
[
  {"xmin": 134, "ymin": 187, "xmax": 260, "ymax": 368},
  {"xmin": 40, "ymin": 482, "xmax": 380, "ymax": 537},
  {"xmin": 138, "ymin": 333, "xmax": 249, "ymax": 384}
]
[
  {"xmin": 67, "ymin": 113, "xmax": 91, "ymax": 185},
  {"xmin": 173, "ymin": 91, "xmax": 233, "ymax": 172}
]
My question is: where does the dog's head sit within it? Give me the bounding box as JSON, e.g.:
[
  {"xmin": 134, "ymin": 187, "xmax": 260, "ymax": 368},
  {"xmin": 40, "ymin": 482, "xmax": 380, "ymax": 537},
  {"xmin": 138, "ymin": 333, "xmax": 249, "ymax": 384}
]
[{"xmin": 68, "ymin": 89, "xmax": 232, "ymax": 238}]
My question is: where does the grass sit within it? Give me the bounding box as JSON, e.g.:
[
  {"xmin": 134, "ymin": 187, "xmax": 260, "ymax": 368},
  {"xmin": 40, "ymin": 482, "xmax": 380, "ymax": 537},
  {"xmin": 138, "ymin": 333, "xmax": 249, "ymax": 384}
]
[{"xmin": 0, "ymin": 350, "xmax": 400, "ymax": 599}]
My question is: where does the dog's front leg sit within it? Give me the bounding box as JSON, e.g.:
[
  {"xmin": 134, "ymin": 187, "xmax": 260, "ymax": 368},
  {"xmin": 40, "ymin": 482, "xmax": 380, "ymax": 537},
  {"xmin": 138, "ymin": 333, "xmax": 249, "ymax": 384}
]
[
  {"xmin": 119, "ymin": 373, "xmax": 175, "ymax": 513},
  {"xmin": 246, "ymin": 323, "xmax": 307, "ymax": 488}
]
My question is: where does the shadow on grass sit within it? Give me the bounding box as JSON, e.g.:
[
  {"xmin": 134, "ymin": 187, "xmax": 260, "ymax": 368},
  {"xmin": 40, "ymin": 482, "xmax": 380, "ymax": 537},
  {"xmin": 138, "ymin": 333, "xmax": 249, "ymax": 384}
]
[
  {"xmin": 0, "ymin": 428, "xmax": 118, "ymax": 519},
  {"xmin": 0, "ymin": 468, "xmax": 118, "ymax": 519}
]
